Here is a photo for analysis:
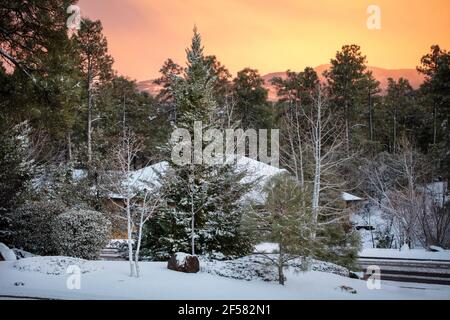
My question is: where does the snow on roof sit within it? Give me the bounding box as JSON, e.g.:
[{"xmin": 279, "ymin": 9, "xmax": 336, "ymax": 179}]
[
  {"xmin": 236, "ymin": 156, "xmax": 286, "ymax": 183},
  {"xmin": 236, "ymin": 157, "xmax": 286, "ymax": 203},
  {"xmin": 108, "ymin": 161, "xmax": 169, "ymax": 199},
  {"xmin": 342, "ymin": 192, "xmax": 363, "ymax": 202},
  {"xmin": 128, "ymin": 161, "xmax": 169, "ymax": 190},
  {"xmin": 112, "ymin": 157, "xmax": 285, "ymax": 202}
]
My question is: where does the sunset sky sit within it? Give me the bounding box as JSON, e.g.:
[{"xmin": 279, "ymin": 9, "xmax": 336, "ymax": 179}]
[{"xmin": 78, "ymin": 0, "xmax": 450, "ymax": 81}]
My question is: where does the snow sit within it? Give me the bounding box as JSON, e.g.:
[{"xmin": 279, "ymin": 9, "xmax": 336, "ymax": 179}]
[
  {"xmin": 429, "ymin": 246, "xmax": 445, "ymax": 252},
  {"xmin": 423, "ymin": 181, "xmax": 449, "ymax": 205},
  {"xmin": 254, "ymin": 242, "xmax": 279, "ymax": 253},
  {"xmin": 13, "ymin": 257, "xmax": 102, "ymax": 275},
  {"xmin": 359, "ymin": 248, "xmax": 450, "ymax": 261},
  {"xmin": 342, "ymin": 192, "xmax": 363, "ymax": 201},
  {"xmin": 401, "ymin": 243, "xmax": 410, "ymax": 252},
  {"xmin": 71, "ymin": 169, "xmax": 87, "ymax": 181},
  {"xmin": 351, "ymin": 203, "xmax": 394, "ymax": 249},
  {"xmin": 200, "ymin": 254, "xmax": 349, "ymax": 281},
  {"xmin": 174, "ymin": 252, "xmax": 190, "ymax": 265},
  {"xmin": 128, "ymin": 161, "xmax": 169, "ymax": 191},
  {"xmin": 0, "ymin": 243, "xmax": 16, "ymax": 261},
  {"xmin": 12, "ymin": 249, "xmax": 35, "ymax": 260},
  {"xmin": 235, "ymin": 156, "xmax": 287, "ymax": 203},
  {"xmin": 111, "ymin": 156, "xmax": 285, "ymax": 202},
  {"xmin": 1, "ymin": 259, "xmax": 449, "ymax": 299}
]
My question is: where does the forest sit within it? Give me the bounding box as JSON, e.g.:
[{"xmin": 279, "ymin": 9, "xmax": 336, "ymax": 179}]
[{"xmin": 0, "ymin": 0, "xmax": 449, "ymax": 286}]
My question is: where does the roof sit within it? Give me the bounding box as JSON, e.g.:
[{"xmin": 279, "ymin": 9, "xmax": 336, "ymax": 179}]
[
  {"xmin": 113, "ymin": 156, "xmax": 285, "ymax": 203},
  {"xmin": 342, "ymin": 192, "xmax": 363, "ymax": 202}
]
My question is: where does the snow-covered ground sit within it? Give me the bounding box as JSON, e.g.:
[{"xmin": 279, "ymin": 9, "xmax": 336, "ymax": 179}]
[
  {"xmin": 1, "ymin": 257, "xmax": 449, "ymax": 300},
  {"xmin": 359, "ymin": 248, "xmax": 450, "ymax": 260}
]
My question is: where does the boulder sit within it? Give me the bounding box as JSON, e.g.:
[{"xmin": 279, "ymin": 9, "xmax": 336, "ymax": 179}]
[
  {"xmin": 0, "ymin": 243, "xmax": 17, "ymax": 261},
  {"xmin": 167, "ymin": 252, "xmax": 199, "ymax": 273}
]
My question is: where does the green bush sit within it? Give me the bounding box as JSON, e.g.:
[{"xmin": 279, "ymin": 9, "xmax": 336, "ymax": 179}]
[
  {"xmin": 11, "ymin": 201, "xmax": 66, "ymax": 255},
  {"xmin": 52, "ymin": 209, "xmax": 111, "ymax": 260}
]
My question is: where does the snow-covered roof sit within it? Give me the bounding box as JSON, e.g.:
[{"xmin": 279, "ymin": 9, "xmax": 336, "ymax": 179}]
[
  {"xmin": 128, "ymin": 161, "xmax": 169, "ymax": 191},
  {"xmin": 112, "ymin": 157, "xmax": 285, "ymax": 202},
  {"xmin": 342, "ymin": 192, "xmax": 363, "ymax": 202},
  {"xmin": 235, "ymin": 156, "xmax": 287, "ymax": 203}
]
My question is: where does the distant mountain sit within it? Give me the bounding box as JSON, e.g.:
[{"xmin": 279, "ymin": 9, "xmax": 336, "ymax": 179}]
[
  {"xmin": 262, "ymin": 64, "xmax": 425, "ymax": 101},
  {"xmin": 137, "ymin": 65, "xmax": 424, "ymax": 102},
  {"xmin": 136, "ymin": 80, "xmax": 163, "ymax": 97}
]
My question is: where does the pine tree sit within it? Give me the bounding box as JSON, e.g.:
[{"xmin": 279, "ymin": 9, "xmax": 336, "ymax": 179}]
[
  {"xmin": 232, "ymin": 68, "xmax": 273, "ymax": 130},
  {"xmin": 247, "ymin": 173, "xmax": 314, "ymax": 285},
  {"xmin": 73, "ymin": 19, "xmax": 114, "ymax": 163},
  {"xmin": 144, "ymin": 163, "xmax": 254, "ymax": 259},
  {"xmin": 143, "ymin": 28, "xmax": 255, "ymax": 259},
  {"xmin": 383, "ymin": 77, "xmax": 415, "ymax": 153},
  {"xmin": 172, "ymin": 26, "xmax": 217, "ymax": 128},
  {"xmin": 417, "ymin": 45, "xmax": 450, "ymax": 180},
  {"xmin": 324, "ymin": 44, "xmax": 368, "ymax": 155},
  {"xmin": 0, "ymin": 122, "xmax": 36, "ymax": 243}
]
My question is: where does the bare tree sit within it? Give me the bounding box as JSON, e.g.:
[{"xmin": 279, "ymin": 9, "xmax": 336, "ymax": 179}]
[
  {"xmin": 280, "ymin": 102, "xmax": 306, "ymax": 189},
  {"xmin": 104, "ymin": 130, "xmax": 143, "ymax": 277},
  {"xmin": 362, "ymin": 138, "xmax": 432, "ymax": 248},
  {"xmin": 420, "ymin": 183, "xmax": 450, "ymax": 248},
  {"xmin": 134, "ymin": 189, "xmax": 163, "ymax": 277},
  {"xmin": 303, "ymin": 86, "xmax": 351, "ymax": 238}
]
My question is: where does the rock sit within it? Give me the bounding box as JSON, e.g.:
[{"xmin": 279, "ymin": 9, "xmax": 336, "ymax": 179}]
[
  {"xmin": 167, "ymin": 252, "xmax": 199, "ymax": 273},
  {"xmin": 428, "ymin": 245, "xmax": 444, "ymax": 252},
  {"xmin": 0, "ymin": 243, "xmax": 17, "ymax": 261}
]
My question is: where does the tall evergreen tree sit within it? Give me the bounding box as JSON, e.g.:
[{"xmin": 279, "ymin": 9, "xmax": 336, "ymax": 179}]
[
  {"xmin": 232, "ymin": 68, "xmax": 272, "ymax": 130},
  {"xmin": 73, "ymin": 19, "xmax": 114, "ymax": 163},
  {"xmin": 383, "ymin": 78, "xmax": 415, "ymax": 153},
  {"xmin": 0, "ymin": 122, "xmax": 35, "ymax": 244},
  {"xmin": 144, "ymin": 28, "xmax": 255, "ymax": 259},
  {"xmin": 172, "ymin": 26, "xmax": 216, "ymax": 128},
  {"xmin": 324, "ymin": 44, "xmax": 367, "ymax": 154},
  {"xmin": 417, "ymin": 45, "xmax": 450, "ymax": 179}
]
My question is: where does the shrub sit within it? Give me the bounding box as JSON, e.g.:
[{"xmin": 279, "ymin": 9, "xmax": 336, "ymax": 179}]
[
  {"xmin": 52, "ymin": 209, "xmax": 111, "ymax": 260},
  {"xmin": 11, "ymin": 201, "xmax": 66, "ymax": 255}
]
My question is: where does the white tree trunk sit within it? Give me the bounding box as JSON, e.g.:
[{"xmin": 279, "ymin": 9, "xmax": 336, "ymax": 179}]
[
  {"xmin": 135, "ymin": 219, "xmax": 143, "ymax": 278},
  {"xmin": 87, "ymin": 59, "xmax": 93, "ymax": 163},
  {"xmin": 311, "ymin": 91, "xmax": 322, "ymax": 239},
  {"xmin": 126, "ymin": 197, "xmax": 136, "ymax": 277},
  {"xmin": 191, "ymin": 187, "xmax": 195, "ymax": 255}
]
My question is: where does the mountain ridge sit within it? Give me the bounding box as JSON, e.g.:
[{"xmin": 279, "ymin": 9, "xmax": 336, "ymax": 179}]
[{"xmin": 137, "ymin": 64, "xmax": 425, "ymax": 101}]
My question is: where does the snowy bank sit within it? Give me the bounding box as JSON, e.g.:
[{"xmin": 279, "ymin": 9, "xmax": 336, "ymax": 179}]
[
  {"xmin": 359, "ymin": 248, "xmax": 450, "ymax": 261},
  {"xmin": 13, "ymin": 256, "xmax": 102, "ymax": 275},
  {"xmin": 1, "ymin": 260, "xmax": 450, "ymax": 300},
  {"xmin": 200, "ymin": 254, "xmax": 349, "ymax": 281}
]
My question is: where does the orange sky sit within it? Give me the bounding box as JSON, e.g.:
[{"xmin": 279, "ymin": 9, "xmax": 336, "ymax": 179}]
[{"xmin": 78, "ymin": 0, "xmax": 450, "ymax": 81}]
